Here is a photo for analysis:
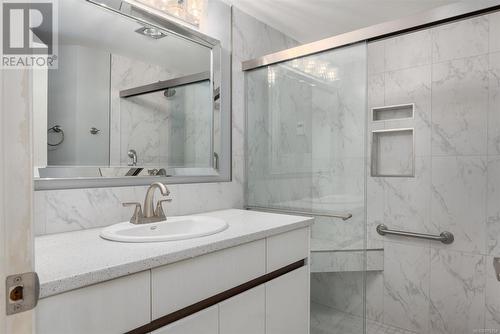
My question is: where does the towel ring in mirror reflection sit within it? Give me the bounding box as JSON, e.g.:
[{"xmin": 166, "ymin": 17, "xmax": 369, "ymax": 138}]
[{"xmin": 47, "ymin": 125, "xmax": 65, "ymax": 146}]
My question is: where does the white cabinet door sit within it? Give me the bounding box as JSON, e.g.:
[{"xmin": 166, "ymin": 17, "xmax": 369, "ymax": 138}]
[
  {"xmin": 152, "ymin": 239, "xmax": 265, "ymax": 319},
  {"xmin": 152, "ymin": 305, "xmax": 218, "ymax": 334},
  {"xmin": 219, "ymin": 285, "xmax": 265, "ymax": 334},
  {"xmin": 267, "ymin": 228, "xmax": 309, "ymax": 272},
  {"xmin": 266, "ymin": 266, "xmax": 310, "ymax": 334},
  {"xmin": 36, "ymin": 271, "xmax": 151, "ymax": 334}
]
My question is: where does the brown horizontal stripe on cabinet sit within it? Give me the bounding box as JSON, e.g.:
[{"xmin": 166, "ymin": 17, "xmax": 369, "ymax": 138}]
[{"xmin": 125, "ymin": 259, "xmax": 306, "ymax": 334}]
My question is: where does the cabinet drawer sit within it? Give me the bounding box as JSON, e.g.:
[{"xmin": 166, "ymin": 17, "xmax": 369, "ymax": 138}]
[
  {"xmin": 266, "ymin": 266, "xmax": 310, "ymax": 334},
  {"xmin": 219, "ymin": 285, "xmax": 265, "ymax": 334},
  {"xmin": 151, "ymin": 305, "xmax": 218, "ymax": 334},
  {"xmin": 267, "ymin": 227, "xmax": 310, "ymax": 272},
  {"xmin": 152, "ymin": 239, "xmax": 266, "ymax": 319},
  {"xmin": 36, "ymin": 271, "xmax": 150, "ymax": 334}
]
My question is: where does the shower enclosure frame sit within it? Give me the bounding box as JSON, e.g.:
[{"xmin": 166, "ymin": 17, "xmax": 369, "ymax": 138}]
[
  {"xmin": 242, "ymin": 2, "xmax": 500, "ymax": 333},
  {"xmin": 244, "ymin": 41, "xmax": 370, "ymax": 333},
  {"xmin": 242, "ymin": 1, "xmax": 500, "ymax": 71}
]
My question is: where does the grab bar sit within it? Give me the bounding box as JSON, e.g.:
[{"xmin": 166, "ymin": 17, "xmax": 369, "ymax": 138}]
[
  {"xmin": 376, "ymin": 224, "xmax": 454, "ymax": 244},
  {"xmin": 246, "ymin": 206, "xmax": 353, "ymax": 221}
]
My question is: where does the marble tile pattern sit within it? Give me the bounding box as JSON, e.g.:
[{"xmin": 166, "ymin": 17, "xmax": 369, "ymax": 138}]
[
  {"xmin": 246, "ymin": 42, "xmax": 367, "ymax": 260},
  {"xmin": 487, "ymin": 156, "xmax": 500, "ymax": 257},
  {"xmin": 431, "ymin": 55, "xmax": 489, "ymax": 156},
  {"xmin": 246, "ymin": 67, "xmax": 315, "ymax": 209},
  {"xmin": 310, "ymin": 249, "xmax": 384, "ymax": 273},
  {"xmin": 485, "ymin": 256, "xmax": 500, "ymax": 330},
  {"xmin": 431, "ymin": 16, "xmax": 489, "ymax": 63},
  {"xmin": 429, "ymin": 249, "xmax": 486, "ymax": 334},
  {"xmin": 34, "ymin": 0, "xmax": 299, "ymax": 235},
  {"xmin": 311, "ymin": 302, "xmax": 419, "ymax": 334},
  {"xmin": 491, "ymin": 12, "xmax": 500, "ymax": 54},
  {"xmin": 109, "ymin": 55, "xmax": 176, "ymax": 166},
  {"xmin": 246, "ymin": 45, "xmax": 368, "ymax": 332},
  {"xmin": 430, "ymin": 156, "xmax": 487, "ymax": 254},
  {"xmin": 385, "ymin": 30, "xmax": 432, "ymax": 72},
  {"xmin": 365, "ymin": 13, "xmax": 500, "ymax": 334},
  {"xmin": 311, "ymin": 272, "xmax": 364, "ymax": 318},
  {"xmin": 489, "ymin": 52, "xmax": 500, "ymax": 155},
  {"xmin": 242, "ymin": 43, "xmax": 372, "ymax": 333},
  {"xmin": 110, "ymin": 55, "xmax": 212, "ymax": 167},
  {"xmin": 383, "ymin": 242, "xmax": 430, "ymax": 332}
]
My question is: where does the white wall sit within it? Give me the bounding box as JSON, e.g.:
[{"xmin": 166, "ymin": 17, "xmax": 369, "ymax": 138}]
[
  {"xmin": 34, "ymin": 0, "xmax": 298, "ymax": 235},
  {"xmin": 47, "ymin": 45, "xmax": 110, "ymax": 166},
  {"xmin": 33, "ymin": 68, "xmax": 48, "ymax": 169}
]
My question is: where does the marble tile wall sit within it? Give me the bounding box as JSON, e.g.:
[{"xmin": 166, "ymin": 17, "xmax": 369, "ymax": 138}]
[
  {"xmin": 34, "ymin": 1, "xmax": 299, "ymax": 235},
  {"xmin": 365, "ymin": 11, "xmax": 500, "ymax": 334},
  {"xmin": 246, "ymin": 67, "xmax": 314, "ymax": 209},
  {"xmin": 109, "ymin": 55, "xmax": 212, "ymax": 168},
  {"xmin": 245, "ymin": 41, "xmax": 369, "ymax": 329},
  {"xmin": 110, "ymin": 54, "xmax": 181, "ymax": 166}
]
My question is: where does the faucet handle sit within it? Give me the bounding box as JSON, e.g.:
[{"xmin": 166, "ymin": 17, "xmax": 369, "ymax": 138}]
[
  {"xmin": 155, "ymin": 199, "xmax": 172, "ymax": 219},
  {"xmin": 122, "ymin": 202, "xmax": 143, "ymax": 224}
]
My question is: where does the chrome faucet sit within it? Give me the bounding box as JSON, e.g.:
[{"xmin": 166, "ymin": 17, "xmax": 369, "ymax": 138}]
[{"xmin": 122, "ymin": 182, "xmax": 172, "ymax": 224}]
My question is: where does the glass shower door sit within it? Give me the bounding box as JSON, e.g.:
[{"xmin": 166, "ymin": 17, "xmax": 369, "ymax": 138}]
[{"xmin": 246, "ymin": 42, "xmax": 368, "ymax": 334}]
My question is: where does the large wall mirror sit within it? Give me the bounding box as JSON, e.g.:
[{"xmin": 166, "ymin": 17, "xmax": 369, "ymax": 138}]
[{"xmin": 34, "ymin": 0, "xmax": 231, "ymax": 190}]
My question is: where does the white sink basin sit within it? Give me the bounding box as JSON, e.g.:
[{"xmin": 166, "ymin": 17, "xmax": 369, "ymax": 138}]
[{"xmin": 100, "ymin": 216, "xmax": 229, "ymax": 243}]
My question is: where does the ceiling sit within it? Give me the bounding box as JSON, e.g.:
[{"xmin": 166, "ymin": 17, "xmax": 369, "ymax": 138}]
[{"xmin": 225, "ymin": 0, "xmax": 459, "ymax": 43}]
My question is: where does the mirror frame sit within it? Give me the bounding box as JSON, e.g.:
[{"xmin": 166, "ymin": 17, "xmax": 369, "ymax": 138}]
[{"xmin": 35, "ymin": 0, "xmax": 231, "ymax": 190}]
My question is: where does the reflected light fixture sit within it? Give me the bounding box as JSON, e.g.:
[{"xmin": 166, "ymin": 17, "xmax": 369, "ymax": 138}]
[
  {"xmin": 136, "ymin": 0, "xmax": 205, "ymax": 26},
  {"xmin": 286, "ymin": 57, "xmax": 339, "ymax": 82}
]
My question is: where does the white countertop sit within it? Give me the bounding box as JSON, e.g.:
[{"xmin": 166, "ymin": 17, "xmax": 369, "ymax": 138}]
[{"xmin": 35, "ymin": 209, "xmax": 313, "ymax": 298}]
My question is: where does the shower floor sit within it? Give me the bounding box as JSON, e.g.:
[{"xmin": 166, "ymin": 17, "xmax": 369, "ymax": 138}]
[{"xmin": 311, "ymin": 302, "xmax": 418, "ymax": 334}]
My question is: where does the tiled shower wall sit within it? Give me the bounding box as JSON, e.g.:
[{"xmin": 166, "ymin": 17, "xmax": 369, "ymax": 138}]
[
  {"xmin": 366, "ymin": 11, "xmax": 500, "ymax": 334},
  {"xmin": 34, "ymin": 1, "xmax": 298, "ymax": 235},
  {"xmin": 109, "ymin": 55, "xmax": 211, "ymax": 167}
]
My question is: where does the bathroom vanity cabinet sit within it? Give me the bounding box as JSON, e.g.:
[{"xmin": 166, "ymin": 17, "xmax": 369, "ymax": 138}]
[
  {"xmin": 155, "ymin": 267, "xmax": 309, "ymax": 334},
  {"xmin": 36, "ymin": 226, "xmax": 310, "ymax": 334}
]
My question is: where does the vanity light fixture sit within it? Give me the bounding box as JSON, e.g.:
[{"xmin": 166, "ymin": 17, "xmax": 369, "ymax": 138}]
[
  {"xmin": 135, "ymin": 26, "xmax": 167, "ymax": 39},
  {"xmin": 136, "ymin": 0, "xmax": 205, "ymax": 26}
]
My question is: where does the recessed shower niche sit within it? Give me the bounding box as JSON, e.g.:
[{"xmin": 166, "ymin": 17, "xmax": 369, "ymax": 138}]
[
  {"xmin": 371, "ymin": 128, "xmax": 414, "ymax": 177},
  {"xmin": 372, "ymin": 103, "xmax": 414, "ymax": 122}
]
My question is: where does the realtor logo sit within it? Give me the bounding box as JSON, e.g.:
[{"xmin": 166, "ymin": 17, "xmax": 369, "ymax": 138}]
[{"xmin": 2, "ymin": 0, "xmax": 58, "ymax": 68}]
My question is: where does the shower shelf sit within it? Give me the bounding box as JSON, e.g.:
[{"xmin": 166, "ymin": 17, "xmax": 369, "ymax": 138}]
[
  {"xmin": 371, "ymin": 128, "xmax": 415, "ymax": 178},
  {"xmin": 372, "ymin": 103, "xmax": 414, "ymax": 122},
  {"xmin": 310, "ymin": 239, "xmax": 384, "ymax": 273}
]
